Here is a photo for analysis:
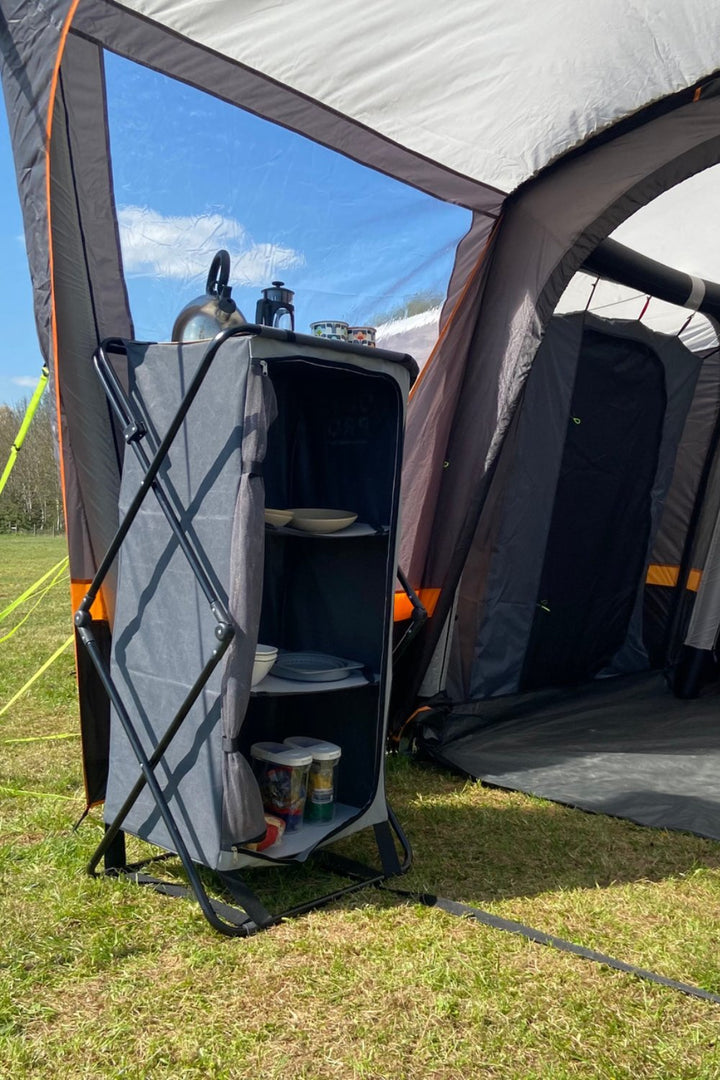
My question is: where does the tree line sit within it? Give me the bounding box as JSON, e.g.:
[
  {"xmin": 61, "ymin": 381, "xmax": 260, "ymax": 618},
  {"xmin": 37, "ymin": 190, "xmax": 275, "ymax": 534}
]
[{"xmin": 0, "ymin": 393, "xmax": 64, "ymax": 533}]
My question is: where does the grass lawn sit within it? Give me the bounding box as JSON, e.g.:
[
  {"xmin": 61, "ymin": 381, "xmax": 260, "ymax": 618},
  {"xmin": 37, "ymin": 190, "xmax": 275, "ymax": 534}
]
[{"xmin": 2, "ymin": 534, "xmax": 720, "ymax": 1078}]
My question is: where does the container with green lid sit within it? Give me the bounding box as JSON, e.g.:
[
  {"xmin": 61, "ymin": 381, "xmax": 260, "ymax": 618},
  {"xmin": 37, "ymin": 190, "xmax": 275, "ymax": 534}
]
[{"xmin": 284, "ymin": 737, "xmax": 342, "ymax": 823}]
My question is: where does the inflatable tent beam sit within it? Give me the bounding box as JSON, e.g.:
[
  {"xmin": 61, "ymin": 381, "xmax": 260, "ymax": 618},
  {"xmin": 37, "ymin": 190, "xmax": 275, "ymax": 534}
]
[{"xmin": 584, "ymin": 238, "xmax": 720, "ymax": 322}]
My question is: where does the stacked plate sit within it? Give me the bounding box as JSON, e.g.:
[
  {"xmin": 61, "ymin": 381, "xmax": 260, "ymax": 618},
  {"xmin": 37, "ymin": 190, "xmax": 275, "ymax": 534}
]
[{"xmin": 271, "ymin": 652, "xmax": 363, "ymax": 682}]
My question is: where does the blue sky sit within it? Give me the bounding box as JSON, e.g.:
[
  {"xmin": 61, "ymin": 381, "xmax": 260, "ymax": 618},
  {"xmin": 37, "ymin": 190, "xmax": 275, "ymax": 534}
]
[
  {"xmin": 0, "ymin": 111, "xmax": 45, "ymax": 405},
  {"xmin": 0, "ymin": 52, "xmax": 470, "ymax": 405}
]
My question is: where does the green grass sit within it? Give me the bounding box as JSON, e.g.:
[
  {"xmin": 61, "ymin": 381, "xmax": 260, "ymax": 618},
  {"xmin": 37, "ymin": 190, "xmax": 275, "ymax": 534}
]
[{"xmin": 3, "ymin": 534, "xmax": 720, "ymax": 1078}]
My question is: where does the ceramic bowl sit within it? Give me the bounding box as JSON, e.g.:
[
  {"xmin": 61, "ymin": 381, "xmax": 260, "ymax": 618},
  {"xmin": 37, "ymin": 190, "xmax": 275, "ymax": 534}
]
[
  {"xmin": 251, "ymin": 644, "xmax": 278, "ymax": 687},
  {"xmin": 265, "ymin": 508, "xmax": 293, "ymax": 528},
  {"xmin": 289, "ymin": 508, "xmax": 358, "ymax": 534}
]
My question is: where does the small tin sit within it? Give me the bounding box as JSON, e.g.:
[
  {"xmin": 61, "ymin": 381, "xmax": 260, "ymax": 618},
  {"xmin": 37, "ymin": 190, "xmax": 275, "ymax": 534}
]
[
  {"xmin": 347, "ymin": 326, "xmax": 377, "ymax": 347},
  {"xmin": 310, "ymin": 320, "xmax": 349, "ymax": 341}
]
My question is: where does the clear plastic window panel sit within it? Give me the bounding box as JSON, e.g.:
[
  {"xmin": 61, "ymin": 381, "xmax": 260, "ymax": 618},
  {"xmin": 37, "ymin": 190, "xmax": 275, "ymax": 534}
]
[{"xmin": 104, "ymin": 54, "xmax": 472, "ymax": 369}]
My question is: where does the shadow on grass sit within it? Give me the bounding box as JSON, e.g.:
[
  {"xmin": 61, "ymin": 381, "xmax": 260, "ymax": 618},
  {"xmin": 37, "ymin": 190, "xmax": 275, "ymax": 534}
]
[
  {"xmin": 81, "ymin": 753, "xmax": 720, "ymax": 932},
  {"xmin": 384, "ymin": 756, "xmax": 720, "ymax": 905},
  {"xmin": 136, "ymin": 761, "xmax": 720, "ymax": 925}
]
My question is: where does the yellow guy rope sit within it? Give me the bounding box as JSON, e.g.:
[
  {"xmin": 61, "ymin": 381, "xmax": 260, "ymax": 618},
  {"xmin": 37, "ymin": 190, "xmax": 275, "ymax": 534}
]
[
  {"xmin": 0, "ymin": 733, "xmax": 79, "ymax": 744},
  {"xmin": 0, "ymin": 634, "xmax": 74, "ymax": 717},
  {"xmin": 0, "ymin": 785, "xmax": 75, "ymax": 800},
  {"xmin": 0, "ymin": 363, "xmax": 49, "ymax": 498},
  {"xmin": 0, "ymin": 560, "xmax": 69, "ymax": 645},
  {"xmin": 0, "ymin": 555, "xmax": 69, "ymax": 623}
]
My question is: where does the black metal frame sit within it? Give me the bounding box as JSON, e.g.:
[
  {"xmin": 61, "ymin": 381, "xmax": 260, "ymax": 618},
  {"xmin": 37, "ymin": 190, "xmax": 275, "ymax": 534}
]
[
  {"xmin": 76, "ymin": 326, "xmax": 413, "ymax": 935},
  {"xmin": 393, "ymin": 567, "xmax": 428, "ymax": 660}
]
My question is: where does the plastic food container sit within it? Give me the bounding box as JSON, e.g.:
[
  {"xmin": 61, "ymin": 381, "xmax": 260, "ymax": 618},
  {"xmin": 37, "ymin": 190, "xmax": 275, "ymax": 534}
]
[
  {"xmin": 250, "ymin": 742, "xmax": 312, "ymax": 832},
  {"xmin": 284, "ymin": 737, "xmax": 342, "ymax": 823}
]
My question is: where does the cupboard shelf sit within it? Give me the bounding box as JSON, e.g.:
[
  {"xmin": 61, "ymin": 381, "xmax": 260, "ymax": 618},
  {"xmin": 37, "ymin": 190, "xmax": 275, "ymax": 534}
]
[
  {"xmin": 251, "ymin": 670, "xmax": 375, "ymax": 695},
  {"xmin": 265, "ymin": 522, "xmax": 387, "ymax": 539},
  {"xmin": 240, "ymin": 803, "xmax": 359, "ymax": 860}
]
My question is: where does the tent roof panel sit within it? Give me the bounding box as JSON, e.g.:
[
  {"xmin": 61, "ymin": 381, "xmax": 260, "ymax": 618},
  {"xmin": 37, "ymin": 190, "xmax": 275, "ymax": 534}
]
[{"xmin": 114, "ymin": 0, "xmax": 720, "ymax": 191}]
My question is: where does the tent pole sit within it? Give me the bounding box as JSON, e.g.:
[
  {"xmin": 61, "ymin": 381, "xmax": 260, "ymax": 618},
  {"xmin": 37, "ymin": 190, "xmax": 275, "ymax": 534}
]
[{"xmin": 583, "ymin": 238, "xmax": 720, "ymax": 322}]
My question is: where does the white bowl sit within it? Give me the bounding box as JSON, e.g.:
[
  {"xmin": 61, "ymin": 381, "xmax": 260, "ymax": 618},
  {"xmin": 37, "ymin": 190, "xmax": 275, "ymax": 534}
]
[
  {"xmin": 265, "ymin": 508, "xmax": 293, "ymax": 528},
  {"xmin": 252, "ymin": 644, "xmax": 278, "ymax": 687},
  {"xmin": 289, "ymin": 508, "xmax": 358, "ymax": 534}
]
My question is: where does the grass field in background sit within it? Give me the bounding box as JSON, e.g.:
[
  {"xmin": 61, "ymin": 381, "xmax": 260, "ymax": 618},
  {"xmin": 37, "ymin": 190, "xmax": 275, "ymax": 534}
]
[{"xmin": 2, "ymin": 534, "xmax": 720, "ymax": 1078}]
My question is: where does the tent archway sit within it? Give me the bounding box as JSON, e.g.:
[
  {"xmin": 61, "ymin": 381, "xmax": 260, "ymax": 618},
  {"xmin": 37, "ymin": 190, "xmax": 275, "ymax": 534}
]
[
  {"xmin": 396, "ymin": 90, "xmax": 720, "ymax": 711},
  {"xmin": 3, "ymin": 2, "xmax": 720, "ymax": 839}
]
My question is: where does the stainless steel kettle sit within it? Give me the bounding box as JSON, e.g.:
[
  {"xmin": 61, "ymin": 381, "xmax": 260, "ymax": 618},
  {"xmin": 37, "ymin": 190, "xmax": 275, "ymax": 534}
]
[{"xmin": 171, "ymin": 250, "xmax": 246, "ymax": 341}]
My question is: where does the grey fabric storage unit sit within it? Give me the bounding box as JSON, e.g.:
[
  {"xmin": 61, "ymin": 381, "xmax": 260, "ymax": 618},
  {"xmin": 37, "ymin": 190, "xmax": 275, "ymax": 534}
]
[{"xmin": 80, "ymin": 326, "xmax": 415, "ymax": 933}]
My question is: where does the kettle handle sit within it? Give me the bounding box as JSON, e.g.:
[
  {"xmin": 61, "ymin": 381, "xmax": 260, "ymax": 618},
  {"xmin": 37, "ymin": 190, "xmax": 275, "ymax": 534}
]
[{"xmin": 206, "ymin": 250, "xmax": 231, "ymax": 297}]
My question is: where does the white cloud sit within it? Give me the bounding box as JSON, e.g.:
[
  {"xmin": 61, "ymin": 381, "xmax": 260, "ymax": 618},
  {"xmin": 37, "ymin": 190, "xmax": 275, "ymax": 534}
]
[
  {"xmin": 11, "ymin": 375, "xmax": 39, "ymax": 388},
  {"xmin": 117, "ymin": 206, "xmax": 305, "ymax": 285}
]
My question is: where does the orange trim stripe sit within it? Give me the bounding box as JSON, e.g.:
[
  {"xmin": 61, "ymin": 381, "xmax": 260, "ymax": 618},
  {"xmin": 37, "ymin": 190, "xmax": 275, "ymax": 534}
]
[
  {"xmin": 46, "ymin": 0, "xmax": 86, "ymax": 804},
  {"xmin": 408, "ymin": 216, "xmax": 501, "ymax": 401},
  {"xmin": 70, "ymin": 581, "xmax": 109, "ymax": 623},
  {"xmin": 687, "ymin": 568, "xmax": 702, "ymax": 592},
  {"xmin": 390, "ymin": 705, "xmax": 433, "ymax": 746},
  {"xmin": 645, "ymin": 564, "xmax": 702, "ymax": 592},
  {"xmin": 46, "ymin": 0, "xmax": 82, "ymax": 538},
  {"xmin": 646, "ymin": 564, "xmax": 678, "ymax": 588},
  {"xmin": 394, "ymin": 587, "xmax": 441, "ymax": 622}
]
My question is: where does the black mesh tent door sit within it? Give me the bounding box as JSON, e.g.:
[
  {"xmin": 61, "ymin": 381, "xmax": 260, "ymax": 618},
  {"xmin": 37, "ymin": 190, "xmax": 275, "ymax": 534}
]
[
  {"xmin": 521, "ymin": 329, "xmax": 667, "ymax": 690},
  {"xmin": 447, "ymin": 313, "xmax": 701, "ymax": 703}
]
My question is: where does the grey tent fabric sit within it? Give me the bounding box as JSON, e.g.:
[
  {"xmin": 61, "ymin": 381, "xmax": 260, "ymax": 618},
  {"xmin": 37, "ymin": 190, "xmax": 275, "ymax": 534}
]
[
  {"xmin": 70, "ymin": 2, "xmax": 505, "ymax": 213},
  {"xmin": 50, "ymin": 33, "xmax": 136, "ymax": 615},
  {"xmin": 397, "ymin": 95, "xmax": 720, "ymax": 706},
  {"xmin": 418, "ymin": 673, "xmax": 720, "ymax": 842},
  {"xmin": 450, "ymin": 314, "xmax": 585, "ymax": 700},
  {"xmin": 221, "ymin": 361, "xmax": 277, "ymax": 847},
  {"xmin": 607, "ymin": 323, "xmax": 704, "ymax": 674},
  {"xmin": 686, "ymin": 511, "xmax": 720, "ymax": 650}
]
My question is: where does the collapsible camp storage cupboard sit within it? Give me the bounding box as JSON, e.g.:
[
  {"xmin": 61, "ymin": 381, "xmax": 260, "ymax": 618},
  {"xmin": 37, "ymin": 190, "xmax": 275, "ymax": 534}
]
[{"xmin": 77, "ymin": 326, "xmax": 416, "ymax": 932}]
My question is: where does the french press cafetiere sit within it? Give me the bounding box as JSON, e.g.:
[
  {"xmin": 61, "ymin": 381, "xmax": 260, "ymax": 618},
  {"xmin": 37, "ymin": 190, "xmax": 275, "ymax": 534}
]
[{"xmin": 255, "ymin": 281, "xmax": 295, "ymax": 331}]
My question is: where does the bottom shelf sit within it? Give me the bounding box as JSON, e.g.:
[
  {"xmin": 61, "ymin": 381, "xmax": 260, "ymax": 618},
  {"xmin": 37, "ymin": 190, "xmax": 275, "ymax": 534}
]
[{"xmin": 244, "ymin": 802, "xmax": 359, "ymax": 860}]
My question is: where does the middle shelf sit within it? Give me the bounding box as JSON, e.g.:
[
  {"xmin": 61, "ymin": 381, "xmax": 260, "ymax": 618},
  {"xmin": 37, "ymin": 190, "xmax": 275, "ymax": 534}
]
[
  {"xmin": 251, "ymin": 670, "xmax": 375, "ymax": 695},
  {"xmin": 265, "ymin": 521, "xmax": 387, "ymax": 539}
]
